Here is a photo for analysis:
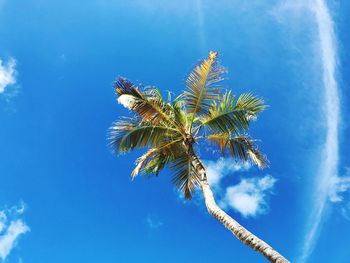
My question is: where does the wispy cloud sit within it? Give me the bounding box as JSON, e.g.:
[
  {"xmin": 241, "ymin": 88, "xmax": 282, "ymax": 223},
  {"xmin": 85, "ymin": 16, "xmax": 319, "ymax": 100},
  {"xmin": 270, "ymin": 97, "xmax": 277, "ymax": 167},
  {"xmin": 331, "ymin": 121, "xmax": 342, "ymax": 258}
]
[
  {"xmin": 327, "ymin": 168, "xmax": 350, "ymax": 222},
  {"xmin": 328, "ymin": 169, "xmax": 350, "ymax": 203},
  {"xmin": 0, "ymin": 202, "xmax": 29, "ymax": 262},
  {"xmin": 194, "ymin": 0, "xmax": 207, "ymax": 53},
  {"xmin": 299, "ymin": 0, "xmax": 341, "ymax": 261},
  {"xmin": 145, "ymin": 214, "xmax": 163, "ymax": 230},
  {"xmin": 0, "ymin": 57, "xmax": 16, "ymax": 94}
]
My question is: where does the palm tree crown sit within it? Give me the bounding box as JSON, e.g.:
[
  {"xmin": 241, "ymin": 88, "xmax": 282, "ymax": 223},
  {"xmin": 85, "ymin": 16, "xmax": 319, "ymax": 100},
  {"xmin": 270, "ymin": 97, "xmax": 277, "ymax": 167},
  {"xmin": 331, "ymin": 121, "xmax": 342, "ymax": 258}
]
[{"xmin": 109, "ymin": 51, "xmax": 267, "ymax": 199}]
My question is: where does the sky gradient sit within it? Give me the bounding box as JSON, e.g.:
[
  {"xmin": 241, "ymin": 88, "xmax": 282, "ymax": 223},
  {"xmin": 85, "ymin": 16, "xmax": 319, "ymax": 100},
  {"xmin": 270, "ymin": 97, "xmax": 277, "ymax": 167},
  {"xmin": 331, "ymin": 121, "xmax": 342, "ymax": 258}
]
[{"xmin": 1, "ymin": 0, "xmax": 350, "ymax": 262}]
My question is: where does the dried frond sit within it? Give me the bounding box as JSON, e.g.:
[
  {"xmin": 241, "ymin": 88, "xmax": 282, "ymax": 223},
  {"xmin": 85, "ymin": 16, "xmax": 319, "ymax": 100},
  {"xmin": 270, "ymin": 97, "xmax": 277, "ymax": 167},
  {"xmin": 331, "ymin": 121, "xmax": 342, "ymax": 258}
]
[{"xmin": 114, "ymin": 77, "xmax": 181, "ymax": 129}]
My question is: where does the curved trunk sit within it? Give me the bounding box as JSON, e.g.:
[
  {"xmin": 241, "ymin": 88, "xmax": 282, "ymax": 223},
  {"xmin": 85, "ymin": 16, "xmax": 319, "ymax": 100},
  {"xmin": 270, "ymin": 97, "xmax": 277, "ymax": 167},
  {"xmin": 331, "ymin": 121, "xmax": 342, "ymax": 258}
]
[{"xmin": 189, "ymin": 147, "xmax": 289, "ymax": 263}]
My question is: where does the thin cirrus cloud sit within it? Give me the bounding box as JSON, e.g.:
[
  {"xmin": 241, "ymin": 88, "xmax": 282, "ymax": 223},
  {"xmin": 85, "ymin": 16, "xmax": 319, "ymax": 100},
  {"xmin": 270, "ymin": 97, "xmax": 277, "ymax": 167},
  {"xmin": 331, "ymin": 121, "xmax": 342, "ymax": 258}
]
[
  {"xmin": 271, "ymin": 0, "xmax": 344, "ymax": 261},
  {"xmin": 0, "ymin": 202, "xmax": 29, "ymax": 262},
  {"xmin": 205, "ymin": 158, "xmax": 277, "ymax": 218},
  {"xmin": 0, "ymin": 57, "xmax": 16, "ymax": 94},
  {"xmin": 299, "ymin": 0, "xmax": 342, "ymax": 262}
]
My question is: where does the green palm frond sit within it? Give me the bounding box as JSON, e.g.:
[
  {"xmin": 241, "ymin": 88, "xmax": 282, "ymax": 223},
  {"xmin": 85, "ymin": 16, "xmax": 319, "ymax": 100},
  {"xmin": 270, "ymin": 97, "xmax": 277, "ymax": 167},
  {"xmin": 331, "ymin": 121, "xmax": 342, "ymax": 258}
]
[
  {"xmin": 182, "ymin": 51, "xmax": 226, "ymax": 130},
  {"xmin": 198, "ymin": 92, "xmax": 249, "ymax": 134},
  {"xmin": 235, "ymin": 93, "xmax": 266, "ymax": 120},
  {"xmin": 171, "ymin": 154, "xmax": 201, "ymax": 200},
  {"xmin": 207, "ymin": 134, "xmax": 268, "ymax": 168},
  {"xmin": 114, "ymin": 77, "xmax": 182, "ymax": 129},
  {"xmin": 108, "ymin": 117, "xmax": 181, "ymax": 154},
  {"xmin": 197, "ymin": 91, "xmax": 266, "ymax": 135}
]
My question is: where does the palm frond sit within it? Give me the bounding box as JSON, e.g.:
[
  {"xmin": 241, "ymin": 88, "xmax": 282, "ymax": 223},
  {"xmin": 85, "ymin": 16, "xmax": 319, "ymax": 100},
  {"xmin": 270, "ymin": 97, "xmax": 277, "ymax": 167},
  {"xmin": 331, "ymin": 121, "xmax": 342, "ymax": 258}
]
[
  {"xmin": 131, "ymin": 139, "xmax": 184, "ymax": 177},
  {"xmin": 183, "ymin": 51, "xmax": 226, "ymax": 128},
  {"xmin": 114, "ymin": 77, "xmax": 181, "ymax": 128},
  {"xmin": 108, "ymin": 117, "xmax": 181, "ymax": 154},
  {"xmin": 207, "ymin": 134, "xmax": 268, "ymax": 168},
  {"xmin": 235, "ymin": 93, "xmax": 266, "ymax": 120},
  {"xmin": 206, "ymin": 132, "xmax": 230, "ymax": 152},
  {"xmin": 171, "ymin": 154, "xmax": 201, "ymax": 199},
  {"xmin": 198, "ymin": 92, "xmax": 249, "ymax": 134},
  {"xmin": 197, "ymin": 91, "xmax": 266, "ymax": 135}
]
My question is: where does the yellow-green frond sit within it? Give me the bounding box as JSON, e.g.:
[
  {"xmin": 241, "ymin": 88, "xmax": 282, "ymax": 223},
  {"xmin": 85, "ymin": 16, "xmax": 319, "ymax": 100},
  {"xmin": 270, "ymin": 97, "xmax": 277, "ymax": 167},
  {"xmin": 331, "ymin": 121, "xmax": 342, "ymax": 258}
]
[
  {"xmin": 206, "ymin": 133, "xmax": 230, "ymax": 152},
  {"xmin": 199, "ymin": 94, "xmax": 249, "ymax": 134},
  {"xmin": 183, "ymin": 51, "xmax": 226, "ymax": 129}
]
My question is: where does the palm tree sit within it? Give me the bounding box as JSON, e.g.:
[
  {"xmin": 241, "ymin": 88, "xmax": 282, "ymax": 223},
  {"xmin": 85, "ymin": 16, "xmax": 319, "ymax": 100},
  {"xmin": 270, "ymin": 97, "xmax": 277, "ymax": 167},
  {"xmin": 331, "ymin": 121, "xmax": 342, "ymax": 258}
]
[{"xmin": 109, "ymin": 51, "xmax": 289, "ymax": 263}]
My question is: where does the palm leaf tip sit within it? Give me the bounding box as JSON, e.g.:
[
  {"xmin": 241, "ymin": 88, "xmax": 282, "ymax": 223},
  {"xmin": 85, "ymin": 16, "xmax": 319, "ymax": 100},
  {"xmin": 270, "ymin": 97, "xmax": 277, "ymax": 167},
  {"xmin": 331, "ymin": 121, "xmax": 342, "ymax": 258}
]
[
  {"xmin": 113, "ymin": 77, "xmax": 141, "ymax": 109},
  {"xmin": 114, "ymin": 77, "xmax": 137, "ymax": 96},
  {"xmin": 231, "ymin": 137, "xmax": 267, "ymax": 168},
  {"xmin": 247, "ymin": 148, "xmax": 268, "ymax": 169},
  {"xmin": 209, "ymin": 50, "xmax": 219, "ymax": 60}
]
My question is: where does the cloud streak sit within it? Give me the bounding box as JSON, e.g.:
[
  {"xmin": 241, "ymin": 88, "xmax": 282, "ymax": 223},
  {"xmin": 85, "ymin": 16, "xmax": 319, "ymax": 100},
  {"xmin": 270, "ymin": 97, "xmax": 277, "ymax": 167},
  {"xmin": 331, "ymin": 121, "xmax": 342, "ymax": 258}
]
[
  {"xmin": 300, "ymin": 0, "xmax": 341, "ymax": 261},
  {"xmin": 195, "ymin": 0, "xmax": 207, "ymax": 53}
]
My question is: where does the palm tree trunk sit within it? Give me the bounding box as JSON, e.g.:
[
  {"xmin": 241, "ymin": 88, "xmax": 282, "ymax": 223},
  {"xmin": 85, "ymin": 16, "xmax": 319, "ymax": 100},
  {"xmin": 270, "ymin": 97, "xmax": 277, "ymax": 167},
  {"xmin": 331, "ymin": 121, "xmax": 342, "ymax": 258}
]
[{"xmin": 189, "ymin": 146, "xmax": 289, "ymax": 263}]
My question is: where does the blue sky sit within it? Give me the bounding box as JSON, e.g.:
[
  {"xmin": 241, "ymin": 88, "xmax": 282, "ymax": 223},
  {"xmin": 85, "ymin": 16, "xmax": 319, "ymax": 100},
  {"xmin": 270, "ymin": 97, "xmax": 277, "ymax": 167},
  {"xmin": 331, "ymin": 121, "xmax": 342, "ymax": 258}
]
[{"xmin": 0, "ymin": 0, "xmax": 350, "ymax": 262}]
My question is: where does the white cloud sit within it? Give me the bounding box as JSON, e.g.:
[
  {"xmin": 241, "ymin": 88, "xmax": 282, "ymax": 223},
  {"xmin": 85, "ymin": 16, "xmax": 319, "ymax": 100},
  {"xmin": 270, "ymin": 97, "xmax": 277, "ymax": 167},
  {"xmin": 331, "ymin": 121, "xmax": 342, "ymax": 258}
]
[
  {"xmin": 205, "ymin": 157, "xmax": 249, "ymax": 188},
  {"xmin": 0, "ymin": 58, "xmax": 16, "ymax": 93},
  {"xmin": 204, "ymin": 158, "xmax": 276, "ymax": 218},
  {"xmin": 221, "ymin": 175, "xmax": 276, "ymax": 217},
  {"xmin": 117, "ymin": 94, "xmax": 136, "ymax": 110},
  {"xmin": 0, "ymin": 203, "xmax": 29, "ymax": 262}
]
